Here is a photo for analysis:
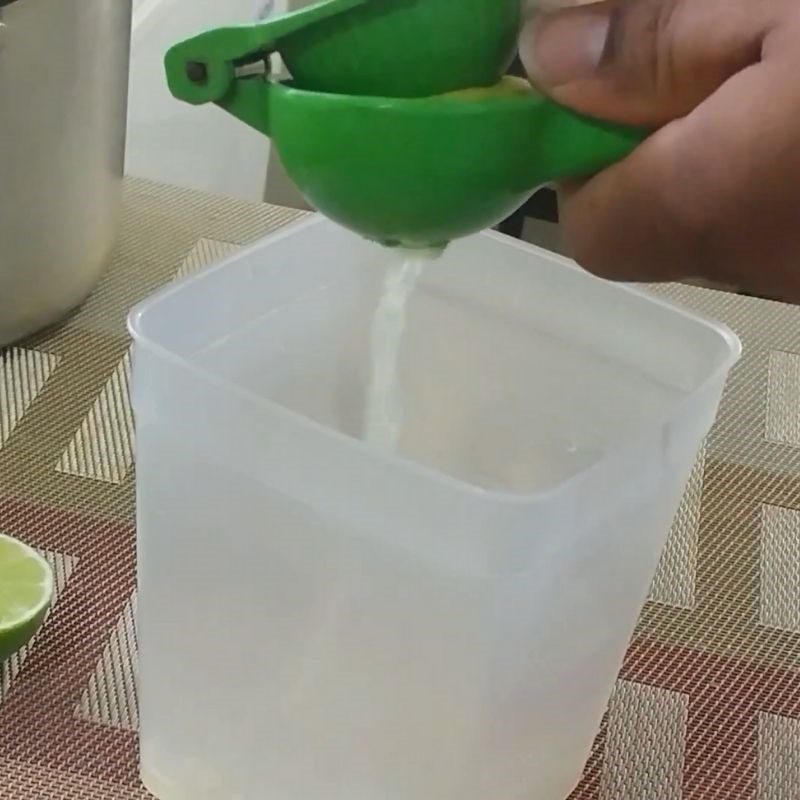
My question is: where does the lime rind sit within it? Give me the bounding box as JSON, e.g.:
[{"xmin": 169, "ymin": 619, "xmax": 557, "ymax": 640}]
[{"xmin": 0, "ymin": 535, "xmax": 54, "ymax": 661}]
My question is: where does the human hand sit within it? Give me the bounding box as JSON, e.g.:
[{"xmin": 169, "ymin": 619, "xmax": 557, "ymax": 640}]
[{"xmin": 520, "ymin": 0, "xmax": 800, "ymax": 302}]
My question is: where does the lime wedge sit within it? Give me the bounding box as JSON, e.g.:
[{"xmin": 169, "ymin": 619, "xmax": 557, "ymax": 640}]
[
  {"xmin": 0, "ymin": 534, "xmax": 54, "ymax": 663},
  {"xmin": 440, "ymin": 76, "xmax": 535, "ymax": 101}
]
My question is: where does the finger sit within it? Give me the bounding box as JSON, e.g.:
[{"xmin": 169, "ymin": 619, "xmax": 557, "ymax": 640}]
[
  {"xmin": 557, "ymin": 54, "xmax": 800, "ymax": 299},
  {"xmin": 520, "ymin": 0, "xmax": 784, "ymax": 125}
]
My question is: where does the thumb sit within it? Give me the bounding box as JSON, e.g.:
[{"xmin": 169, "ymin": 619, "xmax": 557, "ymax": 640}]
[{"xmin": 520, "ymin": 0, "xmax": 780, "ymax": 125}]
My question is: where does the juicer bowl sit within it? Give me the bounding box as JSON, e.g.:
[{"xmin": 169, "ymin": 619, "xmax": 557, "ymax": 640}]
[{"xmin": 261, "ymin": 82, "xmax": 644, "ymax": 247}]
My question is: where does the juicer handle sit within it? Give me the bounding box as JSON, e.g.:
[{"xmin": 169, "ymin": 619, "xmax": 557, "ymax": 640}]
[
  {"xmin": 532, "ymin": 98, "xmax": 648, "ymax": 186},
  {"xmin": 165, "ymin": 0, "xmax": 372, "ymax": 106}
]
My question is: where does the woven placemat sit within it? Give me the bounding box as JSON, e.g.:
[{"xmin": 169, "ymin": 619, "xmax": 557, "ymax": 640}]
[{"xmin": 0, "ymin": 177, "xmax": 798, "ymax": 800}]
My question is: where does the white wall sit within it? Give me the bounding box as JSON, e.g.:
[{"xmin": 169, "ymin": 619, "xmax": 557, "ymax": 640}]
[{"xmin": 125, "ymin": 0, "xmax": 276, "ymax": 201}]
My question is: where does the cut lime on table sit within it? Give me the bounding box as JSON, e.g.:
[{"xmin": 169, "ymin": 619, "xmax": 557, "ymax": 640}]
[{"xmin": 0, "ymin": 534, "xmax": 53, "ymax": 663}]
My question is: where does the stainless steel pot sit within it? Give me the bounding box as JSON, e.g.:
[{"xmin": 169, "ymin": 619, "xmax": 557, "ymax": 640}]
[{"xmin": 0, "ymin": 0, "xmax": 131, "ymax": 346}]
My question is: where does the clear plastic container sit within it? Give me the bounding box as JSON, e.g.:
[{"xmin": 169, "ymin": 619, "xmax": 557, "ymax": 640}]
[{"xmin": 129, "ymin": 216, "xmax": 740, "ymax": 800}]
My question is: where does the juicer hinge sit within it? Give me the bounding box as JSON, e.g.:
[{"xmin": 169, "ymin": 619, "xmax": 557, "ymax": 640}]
[
  {"xmin": 185, "ymin": 61, "xmax": 208, "ymax": 85},
  {"xmin": 183, "ymin": 54, "xmax": 269, "ymax": 89}
]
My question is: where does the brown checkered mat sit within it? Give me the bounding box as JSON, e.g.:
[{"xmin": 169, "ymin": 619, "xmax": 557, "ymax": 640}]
[{"xmin": 1, "ymin": 178, "xmax": 798, "ymax": 799}]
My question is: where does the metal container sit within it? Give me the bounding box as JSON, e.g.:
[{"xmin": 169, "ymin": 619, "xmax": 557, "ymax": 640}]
[{"xmin": 0, "ymin": 0, "xmax": 131, "ymax": 346}]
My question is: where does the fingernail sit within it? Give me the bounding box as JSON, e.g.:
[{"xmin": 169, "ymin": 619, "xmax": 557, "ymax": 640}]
[{"xmin": 520, "ymin": 8, "xmax": 610, "ymax": 88}]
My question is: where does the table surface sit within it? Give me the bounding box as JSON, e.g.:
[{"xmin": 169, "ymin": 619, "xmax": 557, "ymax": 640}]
[{"xmin": 1, "ymin": 177, "xmax": 798, "ymax": 800}]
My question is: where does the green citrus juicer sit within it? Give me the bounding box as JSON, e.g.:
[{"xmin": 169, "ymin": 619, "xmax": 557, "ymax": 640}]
[{"xmin": 165, "ymin": 2, "xmax": 646, "ymax": 248}]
